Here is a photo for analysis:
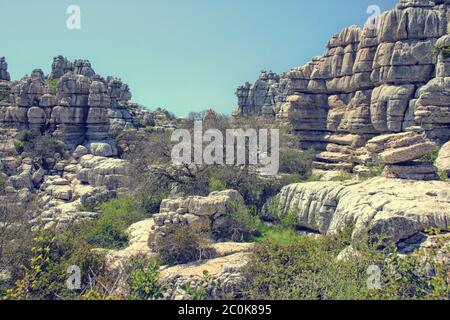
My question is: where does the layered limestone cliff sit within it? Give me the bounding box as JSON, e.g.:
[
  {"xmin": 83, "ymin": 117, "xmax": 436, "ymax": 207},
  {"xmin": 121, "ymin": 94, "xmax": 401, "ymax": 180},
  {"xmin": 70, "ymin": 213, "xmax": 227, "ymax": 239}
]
[
  {"xmin": 0, "ymin": 55, "xmax": 164, "ymax": 155},
  {"xmin": 235, "ymin": 0, "xmax": 450, "ymax": 177},
  {"xmin": 0, "ymin": 56, "xmax": 177, "ymax": 228}
]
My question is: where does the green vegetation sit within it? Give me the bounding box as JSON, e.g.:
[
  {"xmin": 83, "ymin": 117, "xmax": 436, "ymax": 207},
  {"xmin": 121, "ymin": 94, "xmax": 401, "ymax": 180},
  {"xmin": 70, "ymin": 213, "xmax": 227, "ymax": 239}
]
[
  {"xmin": 279, "ymin": 148, "xmax": 315, "ymax": 177},
  {"xmin": 127, "ymin": 258, "xmax": 165, "ymax": 300},
  {"xmin": 438, "ymin": 170, "xmax": 448, "ymax": 181},
  {"xmin": 13, "ymin": 131, "xmax": 66, "ymax": 168},
  {"xmin": 243, "ymin": 225, "xmax": 449, "ymax": 300},
  {"xmin": 330, "ymin": 171, "xmax": 354, "ymax": 182},
  {"xmin": 45, "ymin": 79, "xmax": 59, "ymax": 94},
  {"xmin": 422, "ymin": 147, "xmax": 441, "ymax": 163},
  {"xmin": 434, "ymin": 43, "xmax": 450, "ymax": 59},
  {"xmin": 2, "ymin": 227, "xmax": 110, "ymax": 300},
  {"xmin": 184, "ymin": 271, "xmax": 213, "ymax": 300},
  {"xmin": 208, "ymin": 176, "xmax": 227, "ymax": 192},
  {"xmin": 13, "ymin": 130, "xmax": 33, "ymax": 154},
  {"xmin": 84, "ymin": 198, "xmax": 145, "ymax": 250},
  {"xmin": 155, "ymin": 225, "xmax": 216, "ymax": 266},
  {"xmin": 214, "ymin": 201, "xmax": 260, "ymax": 242},
  {"xmin": 143, "ymin": 126, "xmax": 156, "ymax": 134}
]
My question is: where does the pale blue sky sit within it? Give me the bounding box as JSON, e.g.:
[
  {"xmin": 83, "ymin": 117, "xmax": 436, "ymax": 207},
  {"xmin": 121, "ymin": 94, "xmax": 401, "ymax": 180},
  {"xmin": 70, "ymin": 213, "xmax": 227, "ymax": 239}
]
[{"xmin": 0, "ymin": 0, "xmax": 398, "ymax": 116}]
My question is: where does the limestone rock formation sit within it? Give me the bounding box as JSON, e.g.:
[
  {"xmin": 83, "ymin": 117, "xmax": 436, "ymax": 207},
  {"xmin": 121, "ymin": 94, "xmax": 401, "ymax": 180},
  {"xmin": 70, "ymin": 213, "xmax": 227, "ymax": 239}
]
[
  {"xmin": 436, "ymin": 140, "xmax": 450, "ymax": 174},
  {"xmin": 235, "ymin": 0, "xmax": 450, "ymax": 175},
  {"xmin": 276, "ymin": 177, "xmax": 450, "ymax": 250},
  {"xmin": 99, "ymin": 194, "xmax": 254, "ymax": 299},
  {"xmin": 0, "ymin": 55, "xmax": 157, "ymax": 153},
  {"xmin": 0, "ymin": 57, "xmax": 10, "ymax": 81},
  {"xmin": 151, "ymin": 190, "xmax": 245, "ymax": 244},
  {"xmin": 366, "ymin": 131, "xmax": 440, "ymax": 179}
]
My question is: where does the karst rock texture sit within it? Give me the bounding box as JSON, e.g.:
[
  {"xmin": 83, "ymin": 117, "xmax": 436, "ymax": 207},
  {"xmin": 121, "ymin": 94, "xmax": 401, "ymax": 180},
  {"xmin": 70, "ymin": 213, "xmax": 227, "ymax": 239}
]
[
  {"xmin": 235, "ymin": 0, "xmax": 450, "ymax": 176},
  {"xmin": 0, "ymin": 55, "xmax": 160, "ymax": 153},
  {"xmin": 0, "ymin": 56, "xmax": 178, "ymax": 228},
  {"xmin": 276, "ymin": 177, "xmax": 450, "ymax": 251}
]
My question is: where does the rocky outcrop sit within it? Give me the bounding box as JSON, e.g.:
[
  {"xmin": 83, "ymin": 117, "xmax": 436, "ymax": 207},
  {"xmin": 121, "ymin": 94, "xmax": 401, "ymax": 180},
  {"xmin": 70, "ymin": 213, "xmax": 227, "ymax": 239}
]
[
  {"xmin": 436, "ymin": 140, "xmax": 450, "ymax": 174},
  {"xmin": 366, "ymin": 131, "xmax": 440, "ymax": 179},
  {"xmin": 0, "ymin": 56, "xmax": 158, "ymax": 154},
  {"xmin": 0, "ymin": 56, "xmax": 180, "ymax": 228},
  {"xmin": 0, "ymin": 57, "xmax": 10, "ymax": 81},
  {"xmin": 276, "ymin": 177, "xmax": 450, "ymax": 250},
  {"xmin": 160, "ymin": 246, "xmax": 253, "ymax": 300},
  {"xmin": 151, "ymin": 190, "xmax": 245, "ymax": 244},
  {"xmin": 235, "ymin": 71, "xmax": 289, "ymax": 117},
  {"xmin": 235, "ymin": 0, "xmax": 450, "ymax": 175},
  {"xmin": 99, "ymin": 194, "xmax": 254, "ymax": 300}
]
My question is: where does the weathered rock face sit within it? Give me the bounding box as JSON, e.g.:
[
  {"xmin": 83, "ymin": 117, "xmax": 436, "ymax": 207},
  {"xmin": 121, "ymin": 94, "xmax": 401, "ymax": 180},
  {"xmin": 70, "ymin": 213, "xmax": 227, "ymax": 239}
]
[
  {"xmin": 276, "ymin": 177, "xmax": 450, "ymax": 248},
  {"xmin": 365, "ymin": 131, "xmax": 440, "ymax": 179},
  {"xmin": 235, "ymin": 0, "xmax": 450, "ymax": 174},
  {"xmin": 107, "ymin": 238, "xmax": 253, "ymax": 300},
  {"xmin": 436, "ymin": 140, "xmax": 450, "ymax": 174},
  {"xmin": 151, "ymin": 190, "xmax": 245, "ymax": 243},
  {"xmin": 0, "ymin": 56, "xmax": 156, "ymax": 152},
  {"xmin": 235, "ymin": 71, "xmax": 290, "ymax": 117},
  {"xmin": 0, "ymin": 57, "xmax": 10, "ymax": 81}
]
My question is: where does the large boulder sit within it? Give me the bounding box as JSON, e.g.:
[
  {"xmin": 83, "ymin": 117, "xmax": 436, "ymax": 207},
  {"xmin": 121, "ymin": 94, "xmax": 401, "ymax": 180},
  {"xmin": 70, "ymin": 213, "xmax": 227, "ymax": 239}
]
[
  {"xmin": 436, "ymin": 141, "xmax": 450, "ymax": 175},
  {"xmin": 276, "ymin": 177, "xmax": 450, "ymax": 247},
  {"xmin": 153, "ymin": 190, "xmax": 245, "ymax": 240}
]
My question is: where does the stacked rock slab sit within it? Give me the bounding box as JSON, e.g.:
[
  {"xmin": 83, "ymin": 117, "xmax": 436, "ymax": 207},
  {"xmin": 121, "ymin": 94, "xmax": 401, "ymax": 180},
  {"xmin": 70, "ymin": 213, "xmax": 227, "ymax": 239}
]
[
  {"xmin": 235, "ymin": 0, "xmax": 450, "ymax": 174},
  {"xmin": 366, "ymin": 131, "xmax": 439, "ymax": 180},
  {"xmin": 150, "ymin": 190, "xmax": 245, "ymax": 246},
  {"xmin": 0, "ymin": 55, "xmax": 152, "ymax": 153},
  {"xmin": 234, "ymin": 71, "xmax": 290, "ymax": 117}
]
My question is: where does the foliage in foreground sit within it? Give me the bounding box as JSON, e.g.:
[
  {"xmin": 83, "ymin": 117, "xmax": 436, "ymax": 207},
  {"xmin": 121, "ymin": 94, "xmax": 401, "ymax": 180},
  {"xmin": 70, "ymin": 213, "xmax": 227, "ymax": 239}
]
[
  {"xmin": 127, "ymin": 258, "xmax": 164, "ymax": 300},
  {"xmin": 1, "ymin": 227, "xmax": 113, "ymax": 300},
  {"xmin": 242, "ymin": 227, "xmax": 449, "ymax": 300},
  {"xmin": 84, "ymin": 197, "xmax": 145, "ymax": 250},
  {"xmin": 154, "ymin": 225, "xmax": 216, "ymax": 266}
]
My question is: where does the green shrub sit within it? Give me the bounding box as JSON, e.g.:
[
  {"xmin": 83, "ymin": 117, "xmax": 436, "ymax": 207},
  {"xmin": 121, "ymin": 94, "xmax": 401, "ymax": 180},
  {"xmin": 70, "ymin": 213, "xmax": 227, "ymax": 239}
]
[
  {"xmin": 84, "ymin": 198, "xmax": 145, "ymax": 249},
  {"xmin": 330, "ymin": 172, "xmax": 354, "ymax": 182},
  {"xmin": 127, "ymin": 258, "xmax": 164, "ymax": 300},
  {"xmin": 434, "ymin": 44, "xmax": 450, "ymax": 59},
  {"xmin": 263, "ymin": 196, "xmax": 297, "ymax": 229},
  {"xmin": 243, "ymin": 228, "xmax": 449, "ymax": 300},
  {"xmin": 45, "ymin": 79, "xmax": 59, "ymax": 94},
  {"xmin": 33, "ymin": 134, "xmax": 65, "ymax": 159},
  {"xmin": 213, "ymin": 201, "xmax": 260, "ymax": 242},
  {"xmin": 2, "ymin": 227, "xmax": 107, "ymax": 300},
  {"xmin": 208, "ymin": 176, "xmax": 227, "ymax": 193},
  {"xmin": 359, "ymin": 164, "xmax": 384, "ymax": 180},
  {"xmin": 155, "ymin": 225, "xmax": 215, "ymax": 266},
  {"xmin": 143, "ymin": 126, "xmax": 156, "ymax": 134},
  {"xmin": 422, "ymin": 147, "xmax": 440, "ymax": 163},
  {"xmin": 13, "ymin": 130, "xmax": 33, "ymax": 153},
  {"xmin": 184, "ymin": 271, "xmax": 214, "ymax": 300},
  {"xmin": 13, "ymin": 131, "xmax": 66, "ymax": 168},
  {"xmin": 438, "ymin": 170, "xmax": 448, "ymax": 181},
  {"xmin": 279, "ymin": 148, "xmax": 315, "ymax": 177}
]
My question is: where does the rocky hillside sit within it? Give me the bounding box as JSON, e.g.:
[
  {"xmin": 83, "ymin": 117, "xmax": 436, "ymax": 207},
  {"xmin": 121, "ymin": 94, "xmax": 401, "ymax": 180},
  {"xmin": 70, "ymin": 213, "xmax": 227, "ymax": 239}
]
[
  {"xmin": 0, "ymin": 56, "xmax": 177, "ymax": 229},
  {"xmin": 0, "ymin": 0, "xmax": 449, "ymax": 301},
  {"xmin": 0, "ymin": 55, "xmax": 174, "ymax": 153},
  {"xmin": 235, "ymin": 0, "xmax": 450, "ymax": 179}
]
